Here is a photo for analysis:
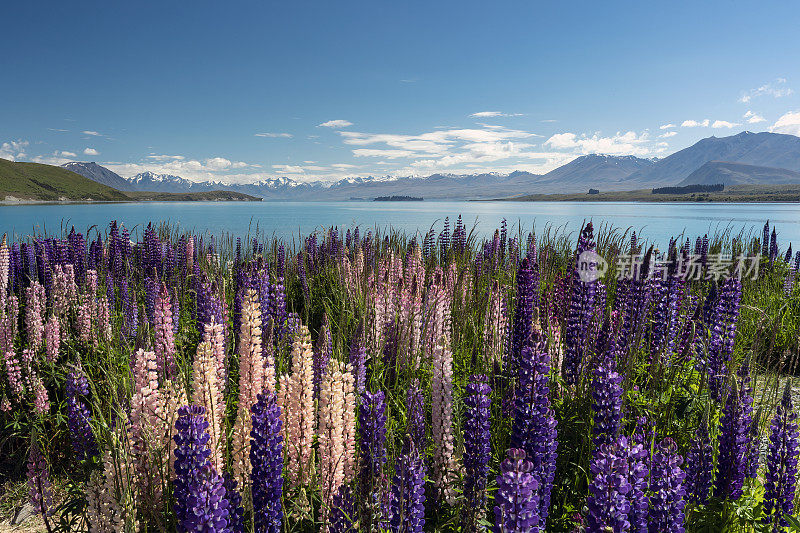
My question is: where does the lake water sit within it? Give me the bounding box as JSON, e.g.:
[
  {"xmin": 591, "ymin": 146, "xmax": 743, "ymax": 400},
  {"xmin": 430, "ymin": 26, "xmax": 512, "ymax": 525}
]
[{"xmin": 2, "ymin": 201, "xmax": 799, "ymax": 247}]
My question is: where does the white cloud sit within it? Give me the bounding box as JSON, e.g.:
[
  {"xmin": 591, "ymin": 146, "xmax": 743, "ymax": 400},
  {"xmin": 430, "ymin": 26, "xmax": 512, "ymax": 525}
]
[
  {"xmin": 743, "ymin": 110, "xmax": 766, "ymax": 124},
  {"xmin": 60, "ymin": 151, "xmax": 77, "ymax": 157},
  {"xmin": 83, "ymin": 148, "xmax": 99, "ymax": 156},
  {"xmin": 770, "ymin": 111, "xmax": 800, "ymax": 136},
  {"xmin": 739, "ymin": 78, "xmax": 793, "ymax": 103},
  {"xmin": 272, "ymin": 164, "xmax": 306, "ymax": 174},
  {"xmin": 353, "ymin": 149, "xmax": 417, "ymax": 159},
  {"xmin": 48, "ymin": 128, "xmax": 69, "ymax": 133},
  {"xmin": 711, "ymin": 120, "xmax": 741, "ymax": 128},
  {"xmin": 331, "ymin": 163, "xmax": 357, "ymax": 169},
  {"xmin": 318, "ymin": 120, "xmax": 353, "ymax": 128},
  {"xmin": 660, "ymin": 131, "xmax": 678, "ymax": 138},
  {"xmin": 543, "ymin": 130, "xmax": 658, "ymax": 156},
  {"xmin": 255, "ymin": 132, "xmax": 293, "ymax": 138},
  {"xmin": 540, "ymin": 119, "xmax": 558, "ymax": 123},
  {"xmin": 681, "ymin": 119, "xmax": 710, "ymax": 128},
  {"xmin": 82, "ymin": 130, "xmax": 102, "ymax": 136},
  {"xmin": 469, "ymin": 111, "xmax": 523, "ymax": 118},
  {"xmin": 659, "ymin": 123, "xmax": 675, "ymax": 130},
  {"xmin": 0, "ymin": 140, "xmax": 29, "ymax": 161},
  {"xmin": 148, "ymin": 154, "xmax": 186, "ymax": 161}
]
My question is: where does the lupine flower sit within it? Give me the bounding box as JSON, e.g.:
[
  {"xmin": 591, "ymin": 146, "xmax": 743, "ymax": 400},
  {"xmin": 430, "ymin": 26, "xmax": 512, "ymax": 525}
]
[
  {"xmin": 763, "ymin": 382, "xmax": 799, "ymax": 530},
  {"xmin": 314, "ymin": 313, "xmax": 333, "ymax": 396},
  {"xmin": 685, "ymin": 416, "xmax": 714, "ymax": 505},
  {"xmin": 154, "ymin": 283, "xmax": 177, "ymax": 378},
  {"xmin": 85, "ymin": 448, "xmax": 123, "ymax": 533},
  {"xmin": 192, "ymin": 341, "xmax": 226, "ymax": 473},
  {"xmin": 45, "ymin": 315, "xmax": 60, "ymax": 362},
  {"xmin": 562, "ymin": 223, "xmax": 597, "ymax": 386},
  {"xmin": 388, "ymin": 449, "xmax": 426, "ymax": 533},
  {"xmin": 509, "ymin": 258, "xmax": 537, "ymax": 375},
  {"xmin": 591, "ymin": 344, "xmax": 623, "ymax": 449},
  {"xmin": 714, "ymin": 380, "xmax": 752, "ymax": 501},
  {"xmin": 223, "ymin": 472, "xmax": 244, "ymax": 533},
  {"xmin": 511, "ymin": 341, "xmax": 558, "ymax": 525},
  {"xmin": 233, "ymin": 289, "xmax": 267, "ymax": 484},
  {"xmin": 65, "ymin": 369, "xmax": 98, "ymax": 461},
  {"xmin": 485, "ymin": 279, "xmax": 508, "ymax": 366},
  {"xmin": 173, "ymin": 405, "xmax": 231, "ymax": 532},
  {"xmin": 328, "ymin": 485, "xmax": 357, "ymax": 533},
  {"xmin": 27, "ymin": 438, "xmax": 53, "ymax": 519},
  {"xmin": 463, "ymin": 375, "xmax": 491, "ymax": 530},
  {"xmin": 277, "ymin": 328, "xmax": 315, "ymax": 486},
  {"xmin": 359, "ymin": 389, "xmax": 388, "ymax": 530},
  {"xmin": 4, "ymin": 350, "xmax": 23, "ymax": 397},
  {"xmin": 250, "ymin": 391, "xmax": 284, "ymax": 533},
  {"xmin": 318, "ymin": 360, "xmax": 357, "ymax": 522},
  {"xmin": 349, "ymin": 326, "xmax": 367, "ymax": 395},
  {"xmin": 25, "ymin": 282, "xmax": 45, "ymax": 351},
  {"xmin": 648, "ymin": 438, "xmax": 686, "ymax": 532},
  {"xmin": 32, "ymin": 373, "xmax": 50, "ymax": 415},
  {"xmin": 586, "ymin": 435, "xmax": 649, "ymax": 533},
  {"xmin": 431, "ymin": 340, "xmax": 458, "ymax": 503},
  {"xmin": 494, "ymin": 448, "xmax": 539, "ymax": 533}
]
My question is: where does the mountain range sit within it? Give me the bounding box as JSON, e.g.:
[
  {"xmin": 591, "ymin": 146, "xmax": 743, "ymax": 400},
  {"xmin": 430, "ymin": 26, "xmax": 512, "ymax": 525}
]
[{"xmin": 61, "ymin": 131, "xmax": 800, "ymax": 199}]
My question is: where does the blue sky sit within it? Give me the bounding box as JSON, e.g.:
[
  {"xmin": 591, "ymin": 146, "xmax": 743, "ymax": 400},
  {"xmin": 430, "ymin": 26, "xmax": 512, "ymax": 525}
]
[{"xmin": 3, "ymin": 0, "xmax": 800, "ymax": 183}]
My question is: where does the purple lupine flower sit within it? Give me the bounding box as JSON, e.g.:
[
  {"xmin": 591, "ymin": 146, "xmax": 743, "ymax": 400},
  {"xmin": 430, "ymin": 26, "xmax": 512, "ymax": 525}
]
[
  {"xmin": 359, "ymin": 390, "xmax": 387, "ymax": 530},
  {"xmin": 144, "ymin": 276, "xmax": 158, "ymax": 327},
  {"xmin": 222, "ymin": 471, "xmax": 244, "ymax": 533},
  {"xmin": 714, "ymin": 373, "xmax": 753, "ymax": 501},
  {"xmin": 493, "ymin": 448, "xmax": 539, "ymax": 533},
  {"xmin": 27, "ymin": 438, "xmax": 53, "ymax": 519},
  {"xmin": 562, "ymin": 223, "xmax": 598, "ymax": 386},
  {"xmin": 586, "ymin": 435, "xmax": 649, "ymax": 533},
  {"xmin": 763, "ymin": 382, "xmax": 799, "ymax": 530},
  {"xmin": 647, "ymin": 438, "xmax": 686, "ymax": 533},
  {"xmin": 65, "ymin": 369, "xmax": 97, "ymax": 461},
  {"xmin": 269, "ymin": 274, "xmax": 287, "ymax": 339},
  {"xmin": 591, "ymin": 342, "xmax": 623, "ymax": 449},
  {"xmin": 463, "ymin": 375, "xmax": 491, "ymax": 530},
  {"xmin": 508, "ymin": 257, "xmax": 537, "ymax": 376},
  {"xmin": 250, "ymin": 390, "xmax": 284, "ymax": 533},
  {"xmin": 173, "ymin": 405, "xmax": 231, "ymax": 532},
  {"xmin": 388, "ymin": 449, "xmax": 426, "ymax": 533},
  {"xmin": 406, "ymin": 381, "xmax": 426, "ymax": 453},
  {"xmin": 121, "ymin": 278, "xmax": 137, "ymax": 339},
  {"xmin": 762, "ymin": 221, "xmax": 770, "ymax": 256},
  {"xmin": 510, "ymin": 341, "xmax": 558, "ymax": 525},
  {"xmin": 770, "ymin": 228, "xmax": 778, "ymax": 266},
  {"xmin": 685, "ymin": 416, "xmax": 714, "ymax": 505},
  {"xmin": 746, "ymin": 410, "xmax": 761, "ymax": 479},
  {"xmin": 349, "ymin": 325, "xmax": 367, "ymax": 395},
  {"xmin": 329, "ymin": 484, "xmax": 357, "ymax": 533}
]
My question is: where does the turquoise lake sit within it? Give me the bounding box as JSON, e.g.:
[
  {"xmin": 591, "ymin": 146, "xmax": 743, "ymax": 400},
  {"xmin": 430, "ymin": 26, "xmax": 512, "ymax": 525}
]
[{"xmin": 2, "ymin": 201, "xmax": 799, "ymax": 246}]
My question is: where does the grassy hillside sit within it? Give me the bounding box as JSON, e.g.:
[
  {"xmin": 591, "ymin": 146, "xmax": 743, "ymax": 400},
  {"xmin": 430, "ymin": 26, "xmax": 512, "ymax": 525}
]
[
  {"xmin": 0, "ymin": 158, "xmax": 130, "ymax": 201},
  {"xmin": 505, "ymin": 183, "xmax": 800, "ymax": 202}
]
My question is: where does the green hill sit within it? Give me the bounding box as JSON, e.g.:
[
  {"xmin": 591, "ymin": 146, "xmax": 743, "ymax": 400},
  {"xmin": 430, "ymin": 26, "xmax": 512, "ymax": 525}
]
[{"xmin": 0, "ymin": 158, "xmax": 130, "ymax": 201}]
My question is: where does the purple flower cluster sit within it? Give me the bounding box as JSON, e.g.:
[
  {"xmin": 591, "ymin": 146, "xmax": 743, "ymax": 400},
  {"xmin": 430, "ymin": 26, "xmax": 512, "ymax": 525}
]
[
  {"xmin": 406, "ymin": 381, "xmax": 426, "ymax": 452},
  {"xmin": 586, "ymin": 435, "xmax": 649, "ymax": 533},
  {"xmin": 714, "ymin": 379, "xmax": 753, "ymax": 501},
  {"xmin": 493, "ymin": 448, "xmax": 540, "ymax": 533},
  {"xmin": 250, "ymin": 390, "xmax": 284, "ymax": 533},
  {"xmin": 508, "ymin": 257, "xmax": 536, "ymax": 376},
  {"xmin": 173, "ymin": 405, "xmax": 230, "ymax": 532},
  {"xmin": 763, "ymin": 382, "xmax": 799, "ymax": 529},
  {"xmin": 65, "ymin": 369, "xmax": 97, "ymax": 461},
  {"xmin": 647, "ymin": 438, "xmax": 686, "ymax": 532},
  {"xmin": 359, "ymin": 390, "xmax": 387, "ymax": 529},
  {"xmin": 591, "ymin": 347, "xmax": 623, "ymax": 449},
  {"xmin": 463, "ymin": 375, "xmax": 491, "ymax": 528},
  {"xmin": 562, "ymin": 223, "xmax": 597, "ymax": 386},
  {"xmin": 328, "ymin": 485, "xmax": 357, "ymax": 533},
  {"xmin": 684, "ymin": 417, "xmax": 713, "ymax": 505},
  {"xmin": 349, "ymin": 326, "xmax": 367, "ymax": 395},
  {"xmin": 388, "ymin": 450, "xmax": 426, "ymax": 533},
  {"xmin": 27, "ymin": 438, "xmax": 53, "ymax": 517},
  {"xmin": 510, "ymin": 342, "xmax": 558, "ymax": 524}
]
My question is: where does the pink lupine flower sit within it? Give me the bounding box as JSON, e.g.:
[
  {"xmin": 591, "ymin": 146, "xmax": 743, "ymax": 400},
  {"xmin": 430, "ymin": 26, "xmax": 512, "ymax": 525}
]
[
  {"xmin": 25, "ymin": 282, "xmax": 45, "ymax": 352},
  {"xmin": 232, "ymin": 289, "xmax": 267, "ymax": 484},
  {"xmin": 191, "ymin": 340, "xmax": 226, "ymax": 473},
  {"xmin": 432, "ymin": 340, "xmax": 458, "ymax": 504},
  {"xmin": 76, "ymin": 300, "xmax": 93, "ymax": 344},
  {"xmin": 185, "ymin": 237, "xmax": 194, "ymax": 271},
  {"xmin": 4, "ymin": 350, "xmax": 23, "ymax": 397},
  {"xmin": 202, "ymin": 321, "xmax": 227, "ymax": 389},
  {"xmin": 95, "ymin": 296, "xmax": 112, "ymax": 343},
  {"xmin": 129, "ymin": 349, "xmax": 164, "ymax": 508},
  {"xmin": 423, "ymin": 269, "xmax": 452, "ymax": 361},
  {"xmin": 318, "ymin": 360, "xmax": 356, "ymax": 523},
  {"xmin": 64, "ymin": 264, "xmax": 78, "ymax": 307},
  {"xmin": 32, "ymin": 373, "xmax": 50, "ymax": 415},
  {"xmin": 0, "ymin": 294, "xmax": 18, "ymax": 355},
  {"xmin": 278, "ymin": 326, "xmax": 316, "ymax": 486},
  {"xmin": 0, "ymin": 235, "xmax": 8, "ymax": 309},
  {"xmin": 484, "ymin": 280, "xmax": 507, "ymax": 365},
  {"xmin": 85, "ymin": 269, "xmax": 98, "ymax": 296},
  {"xmin": 154, "ymin": 283, "xmax": 176, "ymax": 378},
  {"xmin": 45, "ymin": 315, "xmax": 60, "ymax": 363}
]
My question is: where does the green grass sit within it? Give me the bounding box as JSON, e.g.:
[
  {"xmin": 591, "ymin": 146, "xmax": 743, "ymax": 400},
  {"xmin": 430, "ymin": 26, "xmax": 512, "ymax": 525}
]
[{"xmin": 0, "ymin": 158, "xmax": 130, "ymax": 201}]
